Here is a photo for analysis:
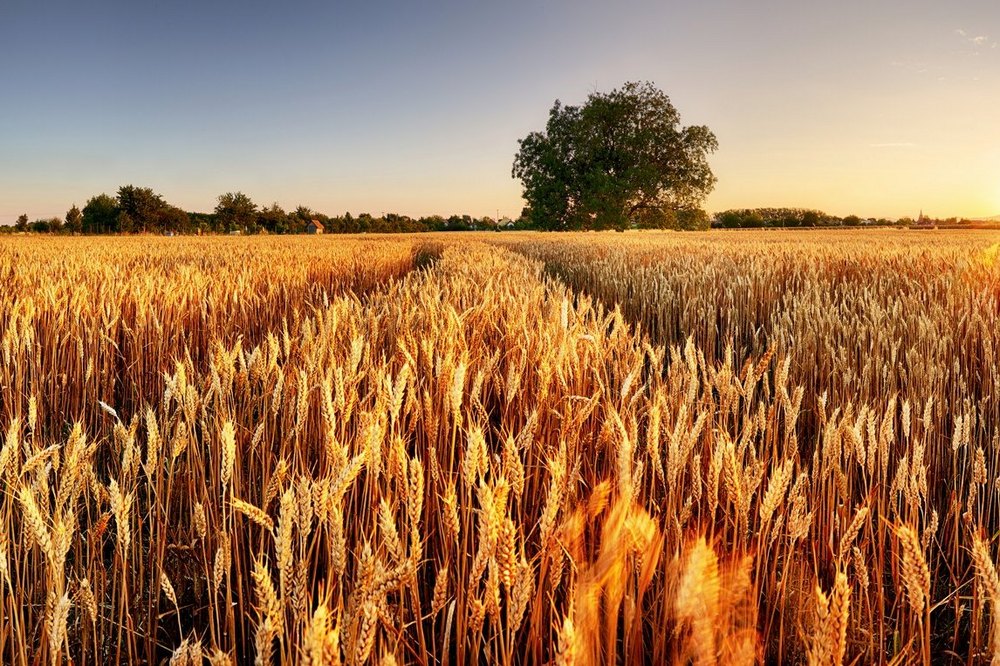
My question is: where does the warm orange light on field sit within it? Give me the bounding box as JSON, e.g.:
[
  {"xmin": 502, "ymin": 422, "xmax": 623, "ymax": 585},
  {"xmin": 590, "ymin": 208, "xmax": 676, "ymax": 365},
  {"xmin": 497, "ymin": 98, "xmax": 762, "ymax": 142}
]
[{"xmin": 978, "ymin": 244, "xmax": 1000, "ymax": 269}]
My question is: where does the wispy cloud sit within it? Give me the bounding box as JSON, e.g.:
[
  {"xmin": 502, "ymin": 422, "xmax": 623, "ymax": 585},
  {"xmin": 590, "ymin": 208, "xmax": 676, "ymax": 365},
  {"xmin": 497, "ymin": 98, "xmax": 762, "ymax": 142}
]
[
  {"xmin": 870, "ymin": 142, "xmax": 916, "ymax": 148},
  {"xmin": 955, "ymin": 28, "xmax": 997, "ymax": 49},
  {"xmin": 891, "ymin": 60, "xmax": 922, "ymax": 73}
]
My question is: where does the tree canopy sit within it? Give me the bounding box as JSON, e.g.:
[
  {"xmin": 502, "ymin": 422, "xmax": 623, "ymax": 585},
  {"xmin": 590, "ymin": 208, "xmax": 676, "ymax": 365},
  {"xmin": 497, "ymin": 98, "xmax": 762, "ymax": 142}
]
[
  {"xmin": 81, "ymin": 194, "xmax": 119, "ymax": 234},
  {"xmin": 512, "ymin": 81, "xmax": 718, "ymax": 231},
  {"xmin": 65, "ymin": 205, "xmax": 83, "ymax": 234},
  {"xmin": 215, "ymin": 192, "xmax": 258, "ymax": 233},
  {"xmin": 78, "ymin": 187, "xmax": 189, "ymax": 234},
  {"xmin": 713, "ymin": 208, "xmax": 886, "ymax": 228},
  {"xmin": 43, "ymin": 185, "xmax": 530, "ymax": 235},
  {"xmin": 116, "ymin": 185, "xmax": 166, "ymax": 232}
]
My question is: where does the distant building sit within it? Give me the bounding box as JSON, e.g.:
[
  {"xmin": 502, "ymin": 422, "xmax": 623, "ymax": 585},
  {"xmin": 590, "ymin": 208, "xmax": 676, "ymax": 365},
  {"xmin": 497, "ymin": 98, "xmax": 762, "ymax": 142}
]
[
  {"xmin": 913, "ymin": 210, "xmax": 935, "ymax": 228},
  {"xmin": 306, "ymin": 219, "xmax": 325, "ymax": 234}
]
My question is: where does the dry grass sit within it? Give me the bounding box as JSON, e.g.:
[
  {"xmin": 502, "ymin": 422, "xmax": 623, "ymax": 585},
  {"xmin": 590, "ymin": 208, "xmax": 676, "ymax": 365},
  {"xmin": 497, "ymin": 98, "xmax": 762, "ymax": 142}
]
[{"xmin": 0, "ymin": 230, "xmax": 997, "ymax": 664}]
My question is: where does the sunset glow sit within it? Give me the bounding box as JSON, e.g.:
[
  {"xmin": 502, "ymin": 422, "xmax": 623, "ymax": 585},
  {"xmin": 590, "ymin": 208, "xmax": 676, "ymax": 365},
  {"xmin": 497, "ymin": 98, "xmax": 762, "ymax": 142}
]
[
  {"xmin": 4, "ymin": 3, "xmax": 1000, "ymax": 661},
  {"xmin": 1, "ymin": 0, "xmax": 998, "ymax": 222}
]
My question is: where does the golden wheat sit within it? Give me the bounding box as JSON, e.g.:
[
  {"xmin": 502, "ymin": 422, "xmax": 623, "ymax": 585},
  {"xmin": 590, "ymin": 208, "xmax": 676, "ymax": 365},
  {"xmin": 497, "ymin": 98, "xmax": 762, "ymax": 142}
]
[{"xmin": 0, "ymin": 231, "xmax": 998, "ymax": 663}]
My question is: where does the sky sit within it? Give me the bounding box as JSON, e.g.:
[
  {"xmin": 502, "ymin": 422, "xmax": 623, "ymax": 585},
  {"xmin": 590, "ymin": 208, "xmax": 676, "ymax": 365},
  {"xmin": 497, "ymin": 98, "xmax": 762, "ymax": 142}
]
[{"xmin": 1, "ymin": 0, "xmax": 999, "ymax": 224}]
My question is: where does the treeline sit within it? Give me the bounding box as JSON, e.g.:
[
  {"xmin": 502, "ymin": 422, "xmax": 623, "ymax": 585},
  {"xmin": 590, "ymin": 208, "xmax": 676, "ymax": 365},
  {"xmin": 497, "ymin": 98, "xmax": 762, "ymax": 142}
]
[
  {"xmin": 8, "ymin": 189, "xmax": 984, "ymax": 235},
  {"xmin": 4, "ymin": 186, "xmax": 532, "ymax": 235},
  {"xmin": 712, "ymin": 207, "xmax": 984, "ymax": 228}
]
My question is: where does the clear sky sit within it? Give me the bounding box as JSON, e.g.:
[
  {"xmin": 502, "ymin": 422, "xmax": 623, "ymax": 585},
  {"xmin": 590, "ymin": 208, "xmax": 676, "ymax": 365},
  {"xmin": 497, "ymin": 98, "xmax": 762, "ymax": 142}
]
[{"xmin": 1, "ymin": 0, "xmax": 998, "ymax": 224}]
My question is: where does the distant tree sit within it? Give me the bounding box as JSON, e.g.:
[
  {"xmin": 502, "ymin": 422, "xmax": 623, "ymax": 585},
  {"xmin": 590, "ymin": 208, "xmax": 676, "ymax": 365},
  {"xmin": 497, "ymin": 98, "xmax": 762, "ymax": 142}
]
[
  {"xmin": 328, "ymin": 212, "xmax": 356, "ymax": 234},
  {"xmin": 716, "ymin": 211, "xmax": 739, "ymax": 228},
  {"xmin": 420, "ymin": 215, "xmax": 446, "ymax": 231},
  {"xmin": 15, "ymin": 214, "xmax": 29, "ymax": 232},
  {"xmin": 187, "ymin": 212, "xmax": 216, "ymax": 233},
  {"xmin": 842, "ymin": 214, "xmax": 861, "ymax": 227},
  {"xmin": 215, "ymin": 192, "xmax": 258, "ymax": 233},
  {"xmin": 677, "ymin": 208, "xmax": 710, "ymax": 230},
  {"xmin": 356, "ymin": 213, "xmax": 376, "ymax": 233},
  {"xmin": 801, "ymin": 210, "xmax": 822, "ymax": 227},
  {"xmin": 715, "ymin": 207, "xmax": 833, "ymax": 229},
  {"xmin": 65, "ymin": 205, "xmax": 83, "ymax": 234},
  {"xmin": 513, "ymin": 81, "xmax": 718, "ymax": 230},
  {"xmin": 384, "ymin": 213, "xmax": 420, "ymax": 232},
  {"xmin": 117, "ymin": 185, "xmax": 167, "ymax": 232},
  {"xmin": 443, "ymin": 215, "xmax": 473, "ymax": 231},
  {"xmin": 82, "ymin": 194, "xmax": 120, "ymax": 233},
  {"xmin": 776, "ymin": 209, "xmax": 800, "ymax": 227},
  {"xmin": 32, "ymin": 217, "xmax": 61, "ymax": 233},
  {"xmin": 157, "ymin": 206, "xmax": 191, "ymax": 233},
  {"xmin": 258, "ymin": 203, "xmax": 289, "ymax": 234}
]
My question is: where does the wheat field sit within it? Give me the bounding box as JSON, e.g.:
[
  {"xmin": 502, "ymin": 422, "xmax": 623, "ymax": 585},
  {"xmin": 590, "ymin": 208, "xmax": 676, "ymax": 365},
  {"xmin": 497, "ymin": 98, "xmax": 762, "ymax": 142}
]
[{"xmin": 1, "ymin": 230, "xmax": 999, "ymax": 664}]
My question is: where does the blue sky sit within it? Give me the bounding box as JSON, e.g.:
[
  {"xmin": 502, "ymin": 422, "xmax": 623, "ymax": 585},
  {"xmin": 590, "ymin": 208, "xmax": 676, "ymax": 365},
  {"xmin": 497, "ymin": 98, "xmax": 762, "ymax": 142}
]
[{"xmin": 2, "ymin": 0, "xmax": 999, "ymax": 223}]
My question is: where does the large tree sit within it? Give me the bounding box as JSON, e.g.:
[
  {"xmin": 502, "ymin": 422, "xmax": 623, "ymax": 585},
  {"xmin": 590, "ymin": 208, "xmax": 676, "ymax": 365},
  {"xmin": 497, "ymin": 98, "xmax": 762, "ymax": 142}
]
[
  {"xmin": 512, "ymin": 81, "xmax": 718, "ymax": 230},
  {"xmin": 215, "ymin": 192, "xmax": 258, "ymax": 233},
  {"xmin": 117, "ymin": 185, "xmax": 167, "ymax": 233},
  {"xmin": 82, "ymin": 194, "xmax": 119, "ymax": 234}
]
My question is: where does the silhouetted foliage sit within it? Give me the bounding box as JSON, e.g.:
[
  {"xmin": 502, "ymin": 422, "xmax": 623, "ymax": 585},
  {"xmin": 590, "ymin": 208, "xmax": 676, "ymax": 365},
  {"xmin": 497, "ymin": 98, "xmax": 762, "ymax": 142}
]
[
  {"xmin": 715, "ymin": 208, "xmax": 836, "ymax": 228},
  {"xmin": 215, "ymin": 192, "xmax": 258, "ymax": 233},
  {"xmin": 65, "ymin": 205, "xmax": 83, "ymax": 234},
  {"xmin": 258, "ymin": 203, "xmax": 290, "ymax": 234},
  {"xmin": 82, "ymin": 194, "xmax": 119, "ymax": 234},
  {"xmin": 117, "ymin": 185, "xmax": 167, "ymax": 233},
  {"xmin": 18, "ymin": 184, "xmax": 537, "ymax": 235},
  {"xmin": 513, "ymin": 81, "xmax": 718, "ymax": 230}
]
